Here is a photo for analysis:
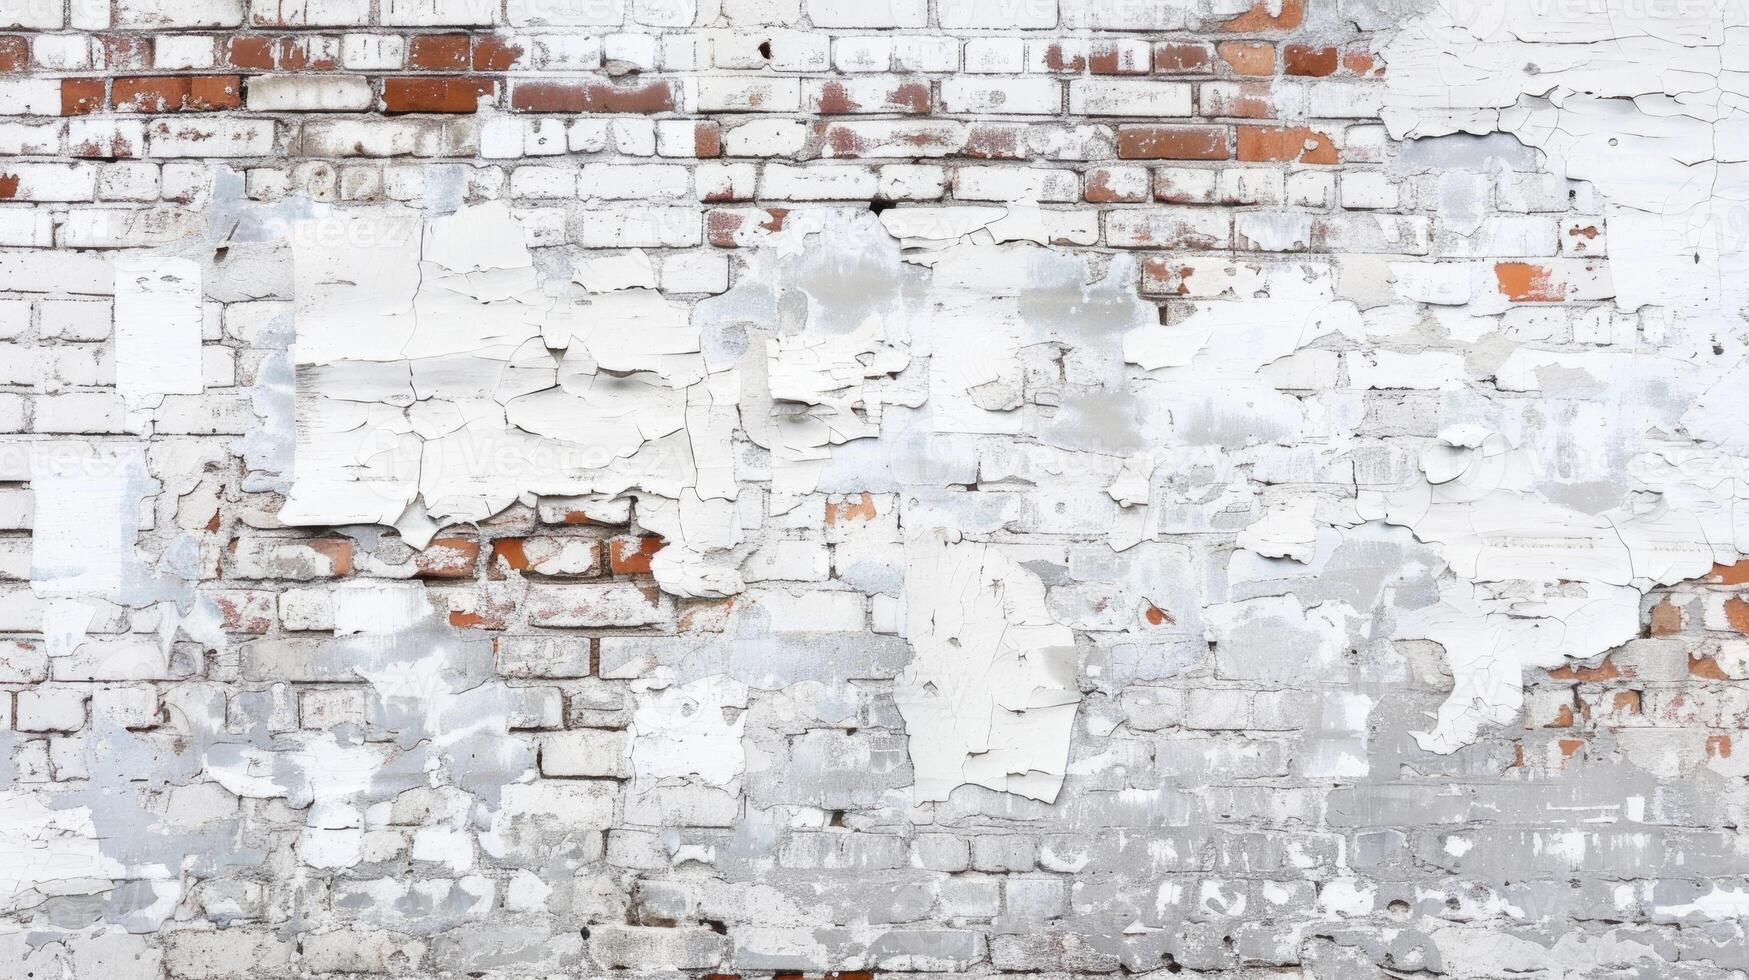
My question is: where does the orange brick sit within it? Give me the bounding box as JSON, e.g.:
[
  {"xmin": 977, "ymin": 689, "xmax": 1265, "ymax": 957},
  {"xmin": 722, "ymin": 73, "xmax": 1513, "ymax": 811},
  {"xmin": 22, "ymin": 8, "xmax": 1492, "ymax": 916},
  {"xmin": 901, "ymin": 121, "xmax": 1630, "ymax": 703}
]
[
  {"xmin": 1283, "ymin": 43, "xmax": 1338, "ymax": 76},
  {"xmin": 1218, "ymin": 0, "xmax": 1305, "ymax": 31},
  {"xmin": 382, "ymin": 76, "xmax": 495, "ymax": 113},
  {"xmin": 60, "ymin": 78, "xmax": 105, "ymax": 115},
  {"xmin": 0, "ymin": 36, "xmax": 26, "ymax": 73},
  {"xmin": 1088, "ymin": 43, "xmax": 1149, "ymax": 75},
  {"xmin": 510, "ymin": 79, "xmax": 676, "ymax": 113},
  {"xmin": 113, "ymin": 75, "xmax": 242, "ymax": 112},
  {"xmin": 694, "ymin": 121, "xmax": 722, "ymax": 157},
  {"xmin": 1117, "ymin": 124, "xmax": 1230, "ymax": 160},
  {"xmin": 225, "ymin": 35, "xmax": 276, "ymax": 69},
  {"xmin": 608, "ymin": 535, "xmax": 666, "ymax": 575},
  {"xmin": 408, "ymin": 33, "xmax": 470, "ymax": 70},
  {"xmin": 472, "ymin": 34, "xmax": 524, "ymax": 71},
  {"xmin": 1217, "ymin": 41, "xmax": 1274, "ymax": 76},
  {"xmin": 1236, "ymin": 125, "xmax": 1337, "ymax": 164},
  {"xmin": 1153, "ymin": 41, "xmax": 1211, "ymax": 73},
  {"xmin": 1493, "ymin": 262, "xmax": 1564, "ymax": 302},
  {"xmin": 1040, "ymin": 43, "xmax": 1086, "ymax": 72}
]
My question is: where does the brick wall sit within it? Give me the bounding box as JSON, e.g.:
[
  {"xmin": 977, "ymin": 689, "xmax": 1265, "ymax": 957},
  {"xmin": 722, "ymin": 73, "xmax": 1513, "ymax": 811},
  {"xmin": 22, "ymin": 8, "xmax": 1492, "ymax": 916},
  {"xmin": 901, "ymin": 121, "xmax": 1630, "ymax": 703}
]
[{"xmin": 2, "ymin": 0, "xmax": 1747, "ymax": 977}]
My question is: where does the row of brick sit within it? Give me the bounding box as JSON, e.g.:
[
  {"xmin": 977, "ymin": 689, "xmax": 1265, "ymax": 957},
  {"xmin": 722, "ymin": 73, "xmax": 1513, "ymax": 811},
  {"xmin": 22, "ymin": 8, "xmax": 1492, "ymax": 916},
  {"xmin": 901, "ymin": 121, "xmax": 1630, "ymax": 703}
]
[
  {"xmin": 0, "ymin": 32, "xmax": 1377, "ymax": 78},
  {"xmin": 37, "ymin": 73, "xmax": 1376, "ymax": 118},
  {"xmin": 0, "ymin": 0, "xmax": 1309, "ymax": 31}
]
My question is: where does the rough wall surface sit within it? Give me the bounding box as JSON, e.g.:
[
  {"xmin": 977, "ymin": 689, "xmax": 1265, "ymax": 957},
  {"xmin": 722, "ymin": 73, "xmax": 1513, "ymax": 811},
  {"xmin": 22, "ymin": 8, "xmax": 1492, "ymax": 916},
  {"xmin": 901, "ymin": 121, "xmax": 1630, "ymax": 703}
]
[{"xmin": 4, "ymin": 0, "xmax": 1749, "ymax": 976}]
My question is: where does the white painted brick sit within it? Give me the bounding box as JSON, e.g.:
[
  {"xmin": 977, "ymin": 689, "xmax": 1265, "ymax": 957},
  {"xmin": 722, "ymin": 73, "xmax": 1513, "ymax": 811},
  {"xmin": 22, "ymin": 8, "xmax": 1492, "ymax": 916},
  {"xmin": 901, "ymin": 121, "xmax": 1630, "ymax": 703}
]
[
  {"xmin": 380, "ymin": 0, "xmax": 497, "ymax": 25},
  {"xmin": 879, "ymin": 164, "xmax": 948, "ymax": 200},
  {"xmin": 97, "ymin": 163, "xmax": 160, "ymax": 202},
  {"xmin": 604, "ymin": 31, "xmax": 660, "ymax": 69},
  {"xmin": 0, "ymin": 79, "xmax": 67, "ymax": 117},
  {"xmin": 940, "ymin": 78, "xmax": 1061, "ymax": 115},
  {"xmin": 834, "ymin": 36, "xmax": 892, "ymax": 72},
  {"xmin": 963, "ymin": 39, "xmax": 1027, "ymax": 74},
  {"xmin": 893, "ymin": 36, "xmax": 959, "ymax": 72},
  {"xmin": 697, "ymin": 162, "xmax": 758, "ymax": 200},
  {"xmin": 0, "ymin": 209, "xmax": 53, "ymax": 248},
  {"xmin": 148, "ymin": 118, "xmax": 278, "ymax": 157},
  {"xmin": 804, "ymin": 0, "xmax": 926, "ymax": 27},
  {"xmin": 0, "ymin": 299, "xmax": 28, "ymax": 340},
  {"xmin": 31, "ymin": 35, "xmax": 94, "ymax": 69},
  {"xmin": 953, "ymin": 166, "xmax": 1080, "ymax": 203},
  {"xmin": 579, "ymin": 163, "xmax": 690, "ymax": 200},
  {"xmin": 721, "ymin": 118, "xmax": 809, "ymax": 157},
  {"xmin": 540, "ymin": 728, "xmax": 632, "ymax": 777},
  {"xmin": 300, "ymin": 119, "xmax": 441, "ymax": 158},
  {"xmin": 506, "ymin": 0, "xmax": 625, "ymax": 26},
  {"xmin": 696, "ymin": 75, "xmax": 802, "ymax": 113},
  {"xmin": 16, "ymin": 688, "xmax": 87, "ymax": 732},
  {"xmin": 610, "ymin": 118, "xmax": 657, "ymax": 155},
  {"xmin": 0, "ymin": 121, "xmax": 63, "ymax": 155},
  {"xmin": 342, "ymin": 34, "xmax": 406, "ymax": 69},
  {"xmin": 246, "ymin": 75, "xmax": 375, "ymax": 112},
  {"xmin": 509, "ymin": 165, "xmax": 579, "ymax": 199},
  {"xmin": 940, "ymin": 0, "xmax": 1057, "ymax": 28},
  {"xmin": 1068, "ymin": 79, "xmax": 1193, "ymax": 116},
  {"xmin": 40, "ymin": 299, "xmax": 109, "ymax": 340},
  {"xmin": 33, "ymin": 392, "xmax": 126, "ymax": 433},
  {"xmin": 115, "ymin": 0, "xmax": 242, "ymax": 26},
  {"xmin": 0, "ymin": 0, "xmax": 65, "ymax": 28},
  {"xmin": 1342, "ymin": 170, "xmax": 1400, "ymax": 210},
  {"xmin": 580, "ymin": 207, "xmax": 702, "ymax": 247},
  {"xmin": 759, "ymin": 164, "xmax": 877, "ymax": 200}
]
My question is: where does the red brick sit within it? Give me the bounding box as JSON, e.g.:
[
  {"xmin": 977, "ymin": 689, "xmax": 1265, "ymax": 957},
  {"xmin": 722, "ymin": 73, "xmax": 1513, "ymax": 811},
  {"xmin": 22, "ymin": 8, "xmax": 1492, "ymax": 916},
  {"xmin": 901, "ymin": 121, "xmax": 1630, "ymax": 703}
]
[
  {"xmin": 0, "ymin": 36, "xmax": 25, "ymax": 73},
  {"xmin": 1236, "ymin": 125, "xmax": 1336, "ymax": 163},
  {"xmin": 61, "ymin": 78, "xmax": 105, "ymax": 115},
  {"xmin": 1117, "ymin": 124, "xmax": 1229, "ymax": 160},
  {"xmin": 113, "ymin": 75, "xmax": 242, "ymax": 112},
  {"xmin": 473, "ymin": 35, "xmax": 524, "ymax": 71},
  {"xmin": 1088, "ymin": 43, "xmax": 1149, "ymax": 75},
  {"xmin": 1217, "ymin": 41, "xmax": 1274, "ymax": 76},
  {"xmin": 608, "ymin": 535, "xmax": 666, "ymax": 575},
  {"xmin": 1040, "ymin": 43, "xmax": 1085, "ymax": 72},
  {"xmin": 510, "ymin": 78, "xmax": 676, "ymax": 113},
  {"xmin": 1283, "ymin": 43, "xmax": 1339, "ymax": 76},
  {"xmin": 1153, "ymin": 42, "xmax": 1211, "ymax": 73},
  {"xmin": 695, "ymin": 121, "xmax": 722, "ymax": 157},
  {"xmin": 382, "ymin": 76, "xmax": 495, "ymax": 113},
  {"xmin": 408, "ymin": 33, "xmax": 470, "ymax": 70},
  {"xmin": 276, "ymin": 37, "xmax": 333, "ymax": 71},
  {"xmin": 225, "ymin": 35, "xmax": 276, "ymax": 69},
  {"xmin": 1217, "ymin": 0, "xmax": 1305, "ymax": 31},
  {"xmin": 1343, "ymin": 48, "xmax": 1380, "ymax": 76}
]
